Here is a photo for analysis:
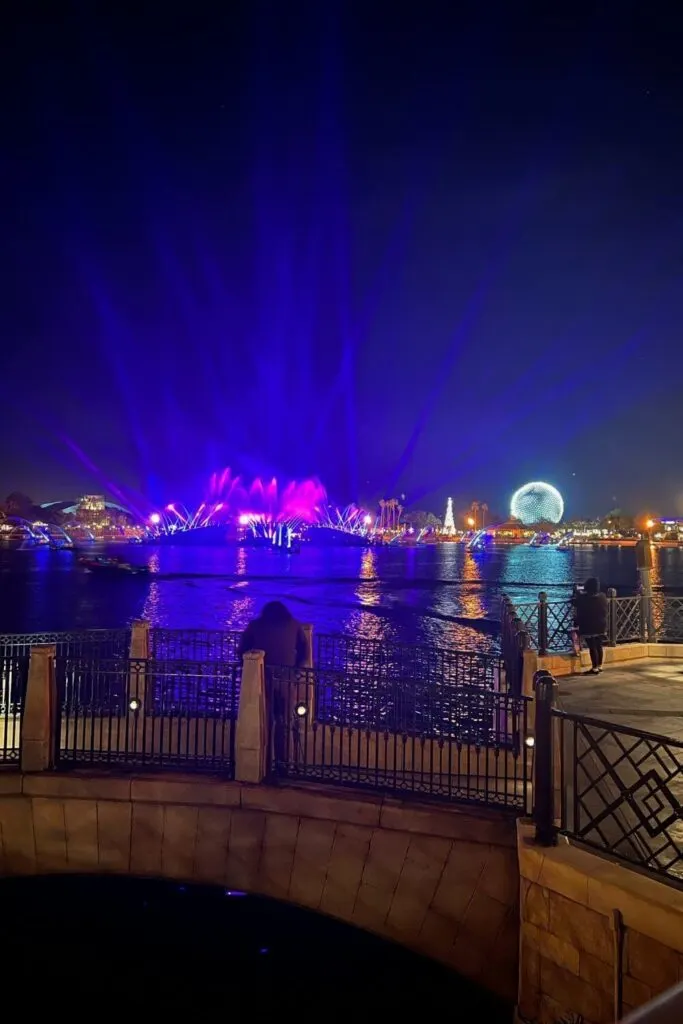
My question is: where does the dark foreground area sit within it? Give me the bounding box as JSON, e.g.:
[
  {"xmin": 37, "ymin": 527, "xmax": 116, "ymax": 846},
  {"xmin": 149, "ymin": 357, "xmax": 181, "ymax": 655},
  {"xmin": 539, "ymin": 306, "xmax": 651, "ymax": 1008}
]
[{"xmin": 1, "ymin": 875, "xmax": 509, "ymax": 1018}]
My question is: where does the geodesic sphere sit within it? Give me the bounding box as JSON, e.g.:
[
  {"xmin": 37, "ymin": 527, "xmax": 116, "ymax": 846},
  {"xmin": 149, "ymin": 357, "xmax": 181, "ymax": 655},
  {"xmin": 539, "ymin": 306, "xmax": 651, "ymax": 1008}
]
[{"xmin": 510, "ymin": 482, "xmax": 564, "ymax": 525}]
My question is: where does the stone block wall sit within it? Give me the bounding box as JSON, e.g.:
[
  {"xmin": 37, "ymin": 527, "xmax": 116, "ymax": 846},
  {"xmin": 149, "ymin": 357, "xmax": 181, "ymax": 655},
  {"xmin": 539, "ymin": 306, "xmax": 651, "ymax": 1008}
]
[
  {"xmin": 518, "ymin": 823, "xmax": 683, "ymax": 1024},
  {"xmin": 0, "ymin": 772, "xmax": 520, "ymax": 1002}
]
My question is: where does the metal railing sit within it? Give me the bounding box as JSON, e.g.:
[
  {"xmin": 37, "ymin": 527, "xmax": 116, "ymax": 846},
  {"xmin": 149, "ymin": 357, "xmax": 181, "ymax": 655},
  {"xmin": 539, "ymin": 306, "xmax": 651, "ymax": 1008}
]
[
  {"xmin": 315, "ymin": 633, "xmax": 504, "ymax": 689},
  {"xmin": 148, "ymin": 628, "xmax": 241, "ymax": 663},
  {"xmin": 505, "ymin": 591, "xmax": 683, "ymax": 654},
  {"xmin": 0, "ymin": 629, "xmax": 131, "ymax": 659},
  {"xmin": 499, "ymin": 597, "xmax": 528, "ymax": 696},
  {"xmin": 268, "ymin": 666, "xmax": 531, "ymax": 811},
  {"xmin": 533, "ymin": 670, "xmax": 683, "ymax": 886},
  {"xmin": 0, "ymin": 654, "xmax": 27, "ymax": 763},
  {"xmin": 58, "ymin": 657, "xmax": 240, "ymax": 773},
  {"xmin": 0, "ymin": 632, "xmax": 131, "ymax": 765}
]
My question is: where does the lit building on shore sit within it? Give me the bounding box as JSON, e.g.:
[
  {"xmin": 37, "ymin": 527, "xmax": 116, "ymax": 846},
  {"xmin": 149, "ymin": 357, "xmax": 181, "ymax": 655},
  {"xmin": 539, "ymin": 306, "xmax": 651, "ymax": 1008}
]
[{"xmin": 39, "ymin": 498, "xmax": 144, "ymax": 539}]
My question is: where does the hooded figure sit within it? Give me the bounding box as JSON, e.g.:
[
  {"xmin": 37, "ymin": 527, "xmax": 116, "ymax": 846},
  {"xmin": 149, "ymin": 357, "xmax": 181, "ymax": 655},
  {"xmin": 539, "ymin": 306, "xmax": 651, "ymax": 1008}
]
[
  {"xmin": 238, "ymin": 601, "xmax": 309, "ymax": 770},
  {"xmin": 573, "ymin": 577, "xmax": 608, "ymax": 674},
  {"xmin": 237, "ymin": 601, "xmax": 309, "ymax": 669}
]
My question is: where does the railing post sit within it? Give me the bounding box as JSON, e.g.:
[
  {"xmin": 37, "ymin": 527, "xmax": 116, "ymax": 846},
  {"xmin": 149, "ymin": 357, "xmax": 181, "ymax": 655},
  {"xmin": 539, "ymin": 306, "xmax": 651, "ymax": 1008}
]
[
  {"xmin": 235, "ymin": 650, "xmax": 267, "ymax": 784},
  {"xmin": 538, "ymin": 592, "xmax": 549, "ymax": 655},
  {"xmin": 301, "ymin": 623, "xmax": 313, "ymax": 669},
  {"xmin": 638, "ymin": 583, "xmax": 650, "ymax": 643},
  {"xmin": 510, "ymin": 624, "xmax": 528, "ymax": 696},
  {"xmin": 21, "ymin": 645, "xmax": 58, "ymax": 772},
  {"xmin": 533, "ymin": 669, "xmax": 558, "ymax": 847},
  {"xmin": 128, "ymin": 620, "xmax": 149, "ymax": 730},
  {"xmin": 129, "ymin": 620, "xmax": 150, "ymax": 660},
  {"xmin": 607, "ymin": 587, "xmax": 618, "ymax": 646}
]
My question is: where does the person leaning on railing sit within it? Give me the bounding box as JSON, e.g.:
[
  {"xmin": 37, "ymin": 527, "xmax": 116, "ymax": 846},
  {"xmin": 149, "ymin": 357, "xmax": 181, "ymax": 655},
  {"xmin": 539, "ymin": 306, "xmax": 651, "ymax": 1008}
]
[
  {"xmin": 237, "ymin": 601, "xmax": 309, "ymax": 764},
  {"xmin": 572, "ymin": 577, "xmax": 609, "ymax": 675}
]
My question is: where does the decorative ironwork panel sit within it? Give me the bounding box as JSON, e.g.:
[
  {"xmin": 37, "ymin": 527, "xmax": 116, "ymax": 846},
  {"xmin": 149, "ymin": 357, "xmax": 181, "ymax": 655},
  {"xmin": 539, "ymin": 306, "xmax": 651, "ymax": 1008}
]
[
  {"xmin": 269, "ymin": 666, "xmax": 531, "ymax": 812},
  {"xmin": 149, "ymin": 628, "xmax": 242, "ymax": 664},
  {"xmin": 613, "ymin": 597, "xmax": 642, "ymax": 643},
  {"xmin": 558, "ymin": 712, "xmax": 683, "ymax": 883},
  {"xmin": 510, "ymin": 603, "xmax": 540, "ymax": 649},
  {"xmin": 545, "ymin": 602, "xmax": 575, "ymax": 652},
  {"xmin": 0, "ymin": 654, "xmax": 27, "ymax": 762},
  {"xmin": 652, "ymin": 595, "xmax": 683, "ymax": 644}
]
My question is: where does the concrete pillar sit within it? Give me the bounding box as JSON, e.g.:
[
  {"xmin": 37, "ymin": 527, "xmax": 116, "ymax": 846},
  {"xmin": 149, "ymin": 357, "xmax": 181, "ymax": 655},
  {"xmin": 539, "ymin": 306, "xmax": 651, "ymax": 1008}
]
[
  {"xmin": 235, "ymin": 650, "xmax": 267, "ymax": 783},
  {"xmin": 21, "ymin": 645, "xmax": 57, "ymax": 772},
  {"xmin": 128, "ymin": 621, "xmax": 149, "ymax": 738},
  {"xmin": 301, "ymin": 623, "xmax": 313, "ymax": 668},
  {"xmin": 129, "ymin": 620, "xmax": 150, "ymax": 660}
]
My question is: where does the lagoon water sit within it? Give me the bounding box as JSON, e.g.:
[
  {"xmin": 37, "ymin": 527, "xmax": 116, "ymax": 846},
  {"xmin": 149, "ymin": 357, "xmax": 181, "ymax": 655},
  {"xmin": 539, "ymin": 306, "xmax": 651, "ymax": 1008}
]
[{"xmin": 2, "ymin": 542, "xmax": 682, "ymax": 653}]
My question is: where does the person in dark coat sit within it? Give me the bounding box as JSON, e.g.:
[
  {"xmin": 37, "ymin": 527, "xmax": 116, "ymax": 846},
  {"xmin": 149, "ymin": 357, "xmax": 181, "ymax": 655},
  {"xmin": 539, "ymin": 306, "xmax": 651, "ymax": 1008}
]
[
  {"xmin": 573, "ymin": 577, "xmax": 608, "ymax": 674},
  {"xmin": 238, "ymin": 601, "xmax": 309, "ymax": 767},
  {"xmin": 237, "ymin": 600, "xmax": 309, "ymax": 669}
]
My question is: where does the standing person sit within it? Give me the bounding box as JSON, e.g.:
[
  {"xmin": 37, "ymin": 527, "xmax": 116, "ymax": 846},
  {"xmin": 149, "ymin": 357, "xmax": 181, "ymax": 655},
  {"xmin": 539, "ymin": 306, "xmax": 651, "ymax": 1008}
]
[
  {"xmin": 237, "ymin": 601, "xmax": 310, "ymax": 767},
  {"xmin": 237, "ymin": 600, "xmax": 309, "ymax": 669},
  {"xmin": 573, "ymin": 578, "xmax": 608, "ymax": 674}
]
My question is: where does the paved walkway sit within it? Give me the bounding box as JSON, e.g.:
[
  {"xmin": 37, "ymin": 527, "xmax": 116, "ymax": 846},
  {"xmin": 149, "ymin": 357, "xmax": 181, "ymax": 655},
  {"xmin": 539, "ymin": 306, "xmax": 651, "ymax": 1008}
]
[{"xmin": 557, "ymin": 660, "xmax": 683, "ymax": 741}]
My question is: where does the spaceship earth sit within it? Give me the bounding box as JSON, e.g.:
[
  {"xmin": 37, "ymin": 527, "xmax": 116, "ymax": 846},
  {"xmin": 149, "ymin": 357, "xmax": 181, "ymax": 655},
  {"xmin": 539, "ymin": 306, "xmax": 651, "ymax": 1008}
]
[{"xmin": 510, "ymin": 482, "xmax": 564, "ymax": 525}]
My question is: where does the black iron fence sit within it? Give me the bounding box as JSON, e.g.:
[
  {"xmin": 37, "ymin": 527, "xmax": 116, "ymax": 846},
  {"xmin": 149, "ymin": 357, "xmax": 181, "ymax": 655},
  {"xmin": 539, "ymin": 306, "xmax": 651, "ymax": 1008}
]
[
  {"xmin": 533, "ymin": 670, "xmax": 683, "ymax": 886},
  {"xmin": 504, "ymin": 591, "xmax": 683, "ymax": 655},
  {"xmin": 0, "ymin": 629, "xmax": 130, "ymax": 659},
  {"xmin": 149, "ymin": 628, "xmax": 242, "ymax": 663},
  {"xmin": 0, "ymin": 654, "xmax": 27, "ymax": 763},
  {"xmin": 0, "ymin": 631, "xmax": 131, "ymax": 764},
  {"xmin": 315, "ymin": 633, "xmax": 504, "ymax": 689},
  {"xmin": 58, "ymin": 657, "xmax": 240, "ymax": 773},
  {"xmin": 268, "ymin": 666, "xmax": 531, "ymax": 811},
  {"xmin": 500, "ymin": 597, "xmax": 528, "ymax": 696}
]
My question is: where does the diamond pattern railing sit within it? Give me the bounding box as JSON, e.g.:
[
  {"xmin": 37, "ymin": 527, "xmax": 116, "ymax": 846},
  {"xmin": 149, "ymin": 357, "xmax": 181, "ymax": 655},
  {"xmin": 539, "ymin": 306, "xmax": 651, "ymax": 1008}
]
[
  {"xmin": 545, "ymin": 601, "xmax": 575, "ymax": 652},
  {"xmin": 506, "ymin": 594, "xmax": 683, "ymax": 653},
  {"xmin": 612, "ymin": 596, "xmax": 642, "ymax": 644},
  {"xmin": 557, "ymin": 712, "xmax": 683, "ymax": 883},
  {"xmin": 512, "ymin": 603, "xmax": 542, "ymax": 650}
]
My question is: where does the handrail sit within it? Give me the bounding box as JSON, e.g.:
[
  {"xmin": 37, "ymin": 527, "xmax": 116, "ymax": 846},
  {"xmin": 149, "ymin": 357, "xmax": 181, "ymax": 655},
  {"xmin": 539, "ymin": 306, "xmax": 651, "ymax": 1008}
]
[{"xmin": 552, "ymin": 708, "xmax": 683, "ymax": 749}]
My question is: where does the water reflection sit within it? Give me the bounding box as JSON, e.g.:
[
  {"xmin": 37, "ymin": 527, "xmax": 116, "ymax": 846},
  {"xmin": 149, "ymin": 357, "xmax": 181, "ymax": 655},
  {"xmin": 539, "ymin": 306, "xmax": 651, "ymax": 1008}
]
[
  {"xmin": 349, "ymin": 548, "xmax": 387, "ymax": 642},
  {"xmin": 1, "ymin": 542, "xmax": 682, "ymax": 654},
  {"xmin": 461, "ymin": 552, "xmax": 485, "ymax": 619},
  {"xmin": 355, "ymin": 548, "xmax": 379, "ymax": 605},
  {"xmin": 235, "ymin": 547, "xmax": 248, "ymax": 577},
  {"xmin": 225, "ymin": 595, "xmax": 254, "ymax": 632},
  {"xmin": 141, "ymin": 552, "xmax": 161, "ymax": 623}
]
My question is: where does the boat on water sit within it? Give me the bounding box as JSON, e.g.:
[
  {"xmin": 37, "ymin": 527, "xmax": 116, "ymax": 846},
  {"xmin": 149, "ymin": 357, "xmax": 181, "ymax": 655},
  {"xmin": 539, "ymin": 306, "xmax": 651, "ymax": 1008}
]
[{"xmin": 78, "ymin": 556, "xmax": 150, "ymax": 577}]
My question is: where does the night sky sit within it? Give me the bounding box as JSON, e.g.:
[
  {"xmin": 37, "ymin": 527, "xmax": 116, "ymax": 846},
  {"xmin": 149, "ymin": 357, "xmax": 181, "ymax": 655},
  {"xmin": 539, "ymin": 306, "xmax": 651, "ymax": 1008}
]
[{"xmin": 2, "ymin": 1, "xmax": 682, "ymax": 518}]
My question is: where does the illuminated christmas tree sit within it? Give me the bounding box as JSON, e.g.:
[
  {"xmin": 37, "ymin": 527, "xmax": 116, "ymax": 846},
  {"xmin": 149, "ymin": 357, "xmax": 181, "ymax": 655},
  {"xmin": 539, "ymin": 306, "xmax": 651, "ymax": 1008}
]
[{"xmin": 443, "ymin": 497, "xmax": 455, "ymax": 535}]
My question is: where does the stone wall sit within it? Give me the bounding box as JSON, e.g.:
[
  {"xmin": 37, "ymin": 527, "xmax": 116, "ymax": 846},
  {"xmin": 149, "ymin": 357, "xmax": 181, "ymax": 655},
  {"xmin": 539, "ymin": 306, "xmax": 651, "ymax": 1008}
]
[
  {"xmin": 518, "ymin": 822, "xmax": 683, "ymax": 1023},
  {"xmin": 0, "ymin": 772, "xmax": 519, "ymax": 1001}
]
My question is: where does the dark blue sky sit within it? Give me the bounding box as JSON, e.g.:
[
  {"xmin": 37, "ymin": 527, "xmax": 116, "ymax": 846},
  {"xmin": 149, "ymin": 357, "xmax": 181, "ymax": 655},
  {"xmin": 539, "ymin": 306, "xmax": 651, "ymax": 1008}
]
[{"xmin": 2, "ymin": 1, "xmax": 682, "ymax": 518}]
